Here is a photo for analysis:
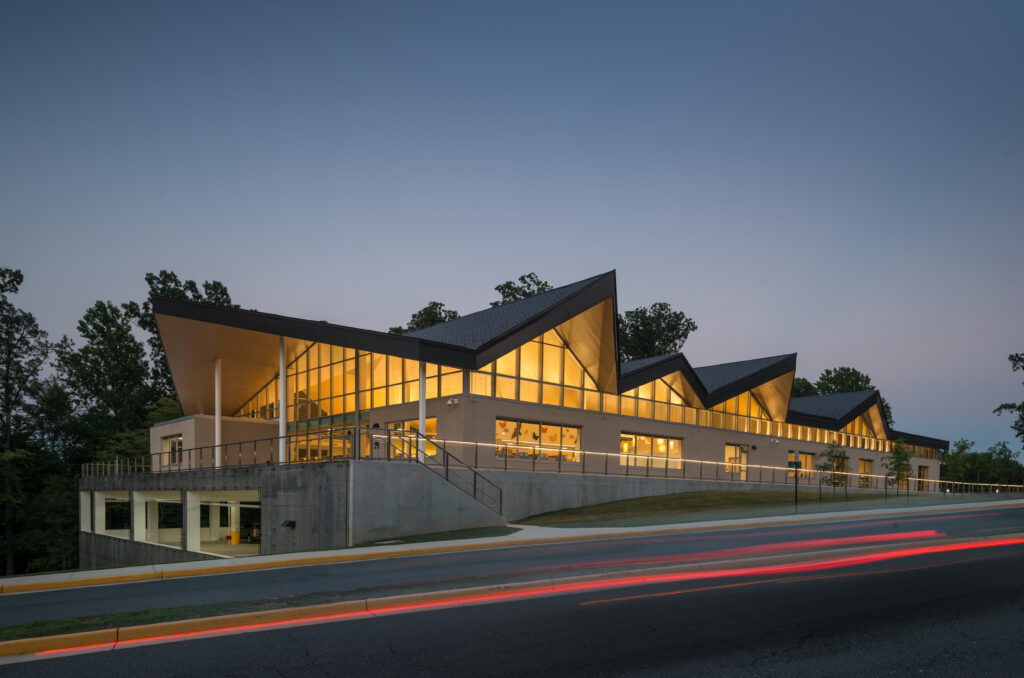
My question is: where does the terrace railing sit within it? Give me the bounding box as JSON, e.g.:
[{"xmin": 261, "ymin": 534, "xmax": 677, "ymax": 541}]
[
  {"xmin": 81, "ymin": 426, "xmax": 502, "ymax": 514},
  {"xmin": 81, "ymin": 431, "xmax": 1023, "ymax": 503}
]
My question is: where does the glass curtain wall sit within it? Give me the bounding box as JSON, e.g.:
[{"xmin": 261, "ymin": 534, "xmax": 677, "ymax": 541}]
[
  {"xmin": 471, "ymin": 330, "xmax": 601, "ymax": 410},
  {"xmin": 234, "ymin": 342, "xmax": 461, "ymax": 461},
  {"xmin": 234, "ymin": 331, "xmax": 939, "ymax": 460}
]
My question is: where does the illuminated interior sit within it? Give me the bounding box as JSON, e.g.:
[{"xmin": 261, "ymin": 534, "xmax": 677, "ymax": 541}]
[
  {"xmin": 619, "ymin": 433, "xmax": 683, "ymax": 469},
  {"xmin": 230, "ymin": 315, "xmax": 940, "ymax": 461},
  {"xmin": 495, "ymin": 418, "xmax": 582, "ymax": 462},
  {"xmin": 387, "ymin": 417, "xmax": 439, "ymax": 458},
  {"xmin": 724, "ymin": 444, "xmax": 749, "ymax": 480},
  {"xmin": 788, "ymin": 451, "xmax": 815, "ymax": 478},
  {"xmin": 858, "ymin": 458, "xmax": 873, "ymax": 487},
  {"xmin": 471, "ymin": 329, "xmax": 603, "ymax": 410},
  {"xmin": 235, "ymin": 342, "xmax": 461, "ymax": 424}
]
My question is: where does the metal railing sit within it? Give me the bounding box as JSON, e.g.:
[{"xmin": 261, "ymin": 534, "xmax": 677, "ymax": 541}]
[
  {"xmin": 80, "ymin": 456, "xmax": 151, "ymax": 477},
  {"xmin": 81, "ymin": 432, "xmax": 1022, "ymax": 503},
  {"xmin": 412, "ymin": 438, "xmax": 1024, "ymax": 496},
  {"xmin": 81, "ymin": 427, "xmax": 502, "ymax": 514}
]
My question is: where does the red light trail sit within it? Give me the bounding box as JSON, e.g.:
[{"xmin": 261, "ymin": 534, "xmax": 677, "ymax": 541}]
[{"xmin": 33, "ymin": 534, "xmax": 1024, "ymax": 659}]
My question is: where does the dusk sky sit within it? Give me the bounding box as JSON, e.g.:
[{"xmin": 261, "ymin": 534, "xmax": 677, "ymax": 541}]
[{"xmin": 2, "ymin": 1, "xmax": 1022, "ymax": 452}]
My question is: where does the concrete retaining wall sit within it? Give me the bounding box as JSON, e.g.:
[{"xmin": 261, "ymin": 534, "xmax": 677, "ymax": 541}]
[
  {"xmin": 259, "ymin": 463, "xmax": 350, "ymax": 554},
  {"xmin": 350, "ymin": 461, "xmax": 504, "ymax": 545},
  {"xmin": 79, "ymin": 532, "xmax": 218, "ymax": 570},
  {"xmin": 483, "ymin": 470, "xmax": 803, "ymax": 521}
]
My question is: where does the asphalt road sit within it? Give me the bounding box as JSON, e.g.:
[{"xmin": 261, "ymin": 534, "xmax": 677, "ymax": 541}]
[
  {"xmin": 3, "ymin": 504, "xmax": 1023, "ymax": 626},
  {"xmin": 6, "ymin": 535, "xmax": 1024, "ymax": 677}
]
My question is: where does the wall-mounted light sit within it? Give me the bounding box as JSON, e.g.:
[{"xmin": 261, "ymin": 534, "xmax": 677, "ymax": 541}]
[{"xmin": 281, "ymin": 520, "xmax": 296, "ymax": 529}]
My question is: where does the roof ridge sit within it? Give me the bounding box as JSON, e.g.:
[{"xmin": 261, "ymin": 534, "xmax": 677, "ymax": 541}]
[{"xmin": 404, "ymin": 271, "xmax": 614, "ymax": 350}]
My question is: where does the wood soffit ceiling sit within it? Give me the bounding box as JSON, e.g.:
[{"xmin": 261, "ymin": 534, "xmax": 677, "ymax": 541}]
[{"xmin": 156, "ymin": 313, "xmax": 311, "ymax": 416}]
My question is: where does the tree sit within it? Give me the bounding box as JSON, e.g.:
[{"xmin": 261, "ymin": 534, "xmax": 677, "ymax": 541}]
[
  {"xmin": 0, "ymin": 268, "xmax": 51, "ymax": 576},
  {"xmin": 389, "ymin": 302, "xmax": 460, "ymax": 334},
  {"xmin": 940, "ymin": 438, "xmax": 973, "ymax": 482},
  {"xmin": 814, "ymin": 367, "xmax": 874, "ymax": 394},
  {"xmin": 0, "ymin": 269, "xmax": 50, "ymax": 453},
  {"xmin": 123, "ymin": 271, "xmax": 237, "ymax": 398},
  {"xmin": 617, "ymin": 303, "xmax": 698, "ymax": 362},
  {"xmin": 791, "ymin": 377, "xmax": 817, "ymax": 398},
  {"xmin": 882, "ymin": 439, "xmax": 912, "ymax": 495},
  {"xmin": 815, "ymin": 443, "xmax": 850, "ymax": 488},
  {"xmin": 986, "ymin": 441, "xmax": 1020, "ymax": 485},
  {"xmin": 491, "ymin": 273, "xmax": 552, "ymax": 307},
  {"xmin": 994, "ymin": 353, "xmax": 1024, "ymax": 451},
  {"xmin": 54, "ymin": 301, "xmax": 153, "ymax": 457}
]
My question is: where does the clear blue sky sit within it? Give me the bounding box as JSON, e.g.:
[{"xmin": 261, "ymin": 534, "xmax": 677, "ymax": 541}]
[{"xmin": 2, "ymin": 1, "xmax": 1022, "ymax": 452}]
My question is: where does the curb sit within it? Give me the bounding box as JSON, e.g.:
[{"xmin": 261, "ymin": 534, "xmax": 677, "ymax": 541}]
[
  {"xmin": 3, "ymin": 499, "xmax": 1021, "ymax": 595},
  {"xmin": 6, "ymin": 532, "xmax": 1019, "ymax": 659}
]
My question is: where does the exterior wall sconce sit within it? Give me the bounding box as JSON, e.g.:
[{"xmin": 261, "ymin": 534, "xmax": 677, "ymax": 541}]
[{"xmin": 281, "ymin": 520, "xmax": 296, "ymax": 528}]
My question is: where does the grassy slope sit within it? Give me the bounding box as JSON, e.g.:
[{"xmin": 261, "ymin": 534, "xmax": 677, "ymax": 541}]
[{"xmin": 519, "ymin": 489, "xmax": 879, "ymax": 526}]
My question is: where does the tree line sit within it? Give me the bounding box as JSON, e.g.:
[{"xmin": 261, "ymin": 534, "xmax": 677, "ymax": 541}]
[{"xmin": 1, "ymin": 269, "xmax": 236, "ymax": 575}]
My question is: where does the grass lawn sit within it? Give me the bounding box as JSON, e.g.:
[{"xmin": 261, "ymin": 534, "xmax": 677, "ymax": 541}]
[{"xmin": 519, "ymin": 489, "xmax": 881, "ymax": 526}]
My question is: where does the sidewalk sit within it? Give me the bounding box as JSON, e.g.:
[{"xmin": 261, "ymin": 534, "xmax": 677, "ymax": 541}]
[{"xmin": 3, "ymin": 495, "xmax": 1021, "ymax": 595}]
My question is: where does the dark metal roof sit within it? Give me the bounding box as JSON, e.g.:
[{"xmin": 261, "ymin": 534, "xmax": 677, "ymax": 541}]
[
  {"xmin": 407, "ymin": 273, "xmax": 610, "ymax": 350},
  {"xmin": 786, "ymin": 390, "xmax": 949, "ymax": 449},
  {"xmin": 153, "ymin": 274, "xmax": 946, "ymax": 449},
  {"xmin": 620, "ymin": 355, "xmax": 676, "ymax": 376},
  {"xmin": 618, "ymin": 353, "xmax": 708, "ymax": 406},
  {"xmin": 787, "ymin": 390, "xmax": 878, "ymax": 422},
  {"xmin": 152, "ymin": 272, "xmax": 617, "ymax": 373},
  {"xmin": 890, "ymin": 430, "xmax": 950, "ymax": 450},
  {"xmin": 694, "ymin": 354, "xmax": 797, "ymax": 406}
]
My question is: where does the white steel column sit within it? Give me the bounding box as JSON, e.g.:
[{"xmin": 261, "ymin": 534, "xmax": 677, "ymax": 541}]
[
  {"xmin": 229, "ymin": 502, "xmax": 241, "ymax": 545},
  {"xmin": 147, "ymin": 499, "xmax": 159, "ymax": 543},
  {"xmin": 130, "ymin": 491, "xmax": 145, "ymax": 542},
  {"xmin": 353, "ymin": 355, "xmax": 360, "ymax": 459},
  {"xmin": 79, "ymin": 492, "xmax": 92, "ymax": 532},
  {"xmin": 278, "ymin": 336, "xmax": 287, "ymax": 464},
  {"xmin": 92, "ymin": 492, "xmax": 106, "ymax": 535},
  {"xmin": 418, "ymin": 362, "xmax": 426, "ymax": 463},
  {"xmin": 184, "ymin": 491, "xmax": 201, "ymax": 553},
  {"xmin": 214, "ymin": 358, "xmax": 222, "ymax": 467}
]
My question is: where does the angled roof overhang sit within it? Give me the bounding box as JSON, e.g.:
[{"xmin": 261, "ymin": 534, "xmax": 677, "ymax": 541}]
[
  {"xmin": 154, "ymin": 299, "xmax": 477, "ymax": 416},
  {"xmin": 786, "ymin": 390, "xmax": 885, "ymax": 433},
  {"xmin": 551, "ymin": 296, "xmax": 619, "ymax": 394},
  {"xmin": 619, "ymin": 354, "xmax": 707, "ymax": 407},
  {"xmin": 694, "ymin": 354, "xmax": 798, "ymax": 410},
  {"xmin": 154, "ymin": 271, "xmax": 622, "ymax": 415},
  {"xmin": 890, "ymin": 430, "xmax": 949, "ymax": 451}
]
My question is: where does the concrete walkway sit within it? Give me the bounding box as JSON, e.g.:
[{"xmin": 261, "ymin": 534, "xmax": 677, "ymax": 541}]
[{"xmin": 3, "ymin": 495, "xmax": 1022, "ymax": 595}]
